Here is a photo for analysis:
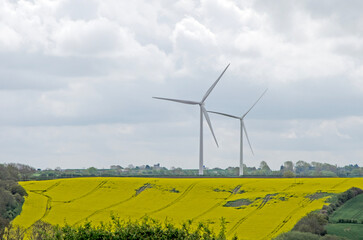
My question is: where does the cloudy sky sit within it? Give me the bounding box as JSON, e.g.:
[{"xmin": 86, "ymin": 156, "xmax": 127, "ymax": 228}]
[{"xmin": 1, "ymin": 0, "xmax": 363, "ymax": 170}]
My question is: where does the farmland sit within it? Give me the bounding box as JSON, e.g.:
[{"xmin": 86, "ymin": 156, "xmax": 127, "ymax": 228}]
[
  {"xmin": 325, "ymin": 224, "xmax": 363, "ymax": 240},
  {"xmin": 325, "ymin": 193, "xmax": 363, "ymax": 239},
  {"xmin": 329, "ymin": 193, "xmax": 363, "ymax": 223},
  {"xmin": 13, "ymin": 177, "xmax": 363, "ymax": 239}
]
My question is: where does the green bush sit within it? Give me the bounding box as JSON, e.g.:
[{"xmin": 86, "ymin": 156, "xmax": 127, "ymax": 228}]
[
  {"xmin": 292, "ymin": 212, "xmax": 328, "ymax": 235},
  {"xmin": 25, "ymin": 216, "xmax": 232, "ymax": 240},
  {"xmin": 320, "ymin": 234, "xmax": 348, "ymax": 240},
  {"xmin": 273, "ymin": 231, "xmax": 320, "ymax": 240},
  {"xmin": 283, "ymin": 171, "xmax": 295, "ymax": 178},
  {"xmin": 0, "ymin": 168, "xmax": 28, "ymax": 236},
  {"xmin": 337, "ymin": 219, "xmax": 359, "ymax": 224}
]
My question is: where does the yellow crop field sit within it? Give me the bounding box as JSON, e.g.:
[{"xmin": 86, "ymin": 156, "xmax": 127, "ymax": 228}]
[{"xmin": 13, "ymin": 177, "xmax": 363, "ymax": 239}]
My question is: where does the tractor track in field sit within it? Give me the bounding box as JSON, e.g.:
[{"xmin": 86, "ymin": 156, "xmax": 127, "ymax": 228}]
[
  {"xmin": 227, "ymin": 207, "xmax": 255, "ymax": 235},
  {"xmin": 227, "ymin": 193, "xmax": 273, "ymax": 236},
  {"xmin": 227, "ymin": 208, "xmax": 256, "ymax": 236},
  {"xmin": 73, "ymin": 196, "xmax": 135, "ymax": 226},
  {"xmin": 25, "ymin": 181, "xmax": 62, "ymax": 231},
  {"xmin": 194, "ymin": 180, "xmax": 264, "ymax": 222},
  {"xmin": 262, "ymin": 197, "xmax": 313, "ymax": 240},
  {"xmin": 282, "ymin": 182, "xmax": 303, "ymax": 192},
  {"xmin": 256, "ymin": 193, "xmax": 277, "ymax": 210},
  {"xmin": 45, "ymin": 181, "xmax": 61, "ymax": 191},
  {"xmin": 148, "ymin": 182, "xmax": 199, "ymax": 215},
  {"xmin": 30, "ymin": 181, "xmax": 61, "ymax": 195},
  {"xmin": 73, "ymin": 183, "xmax": 152, "ymax": 226},
  {"xmin": 330, "ymin": 178, "xmax": 349, "ymax": 190},
  {"xmin": 192, "ymin": 185, "xmax": 241, "ymax": 221},
  {"xmin": 351, "ymin": 206, "xmax": 363, "ymax": 219},
  {"xmin": 53, "ymin": 180, "xmax": 108, "ymax": 204},
  {"xmin": 40, "ymin": 195, "xmax": 52, "ymax": 219}
]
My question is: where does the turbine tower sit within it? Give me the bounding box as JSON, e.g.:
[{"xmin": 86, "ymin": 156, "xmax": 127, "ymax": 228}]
[
  {"xmin": 153, "ymin": 64, "xmax": 230, "ymax": 175},
  {"xmin": 208, "ymin": 89, "xmax": 267, "ymax": 176}
]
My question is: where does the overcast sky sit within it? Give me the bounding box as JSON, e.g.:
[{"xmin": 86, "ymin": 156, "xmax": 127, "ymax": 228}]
[{"xmin": 1, "ymin": 0, "xmax": 363, "ymax": 170}]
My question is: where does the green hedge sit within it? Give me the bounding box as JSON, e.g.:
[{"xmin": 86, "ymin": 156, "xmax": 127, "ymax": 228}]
[{"xmin": 6, "ymin": 216, "xmax": 235, "ymax": 240}]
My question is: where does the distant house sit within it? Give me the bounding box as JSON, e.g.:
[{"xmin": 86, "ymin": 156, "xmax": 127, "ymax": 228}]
[{"xmin": 153, "ymin": 163, "xmax": 161, "ymax": 170}]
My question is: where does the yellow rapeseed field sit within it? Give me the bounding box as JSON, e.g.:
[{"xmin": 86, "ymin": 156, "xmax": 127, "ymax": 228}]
[{"xmin": 13, "ymin": 177, "xmax": 363, "ymax": 239}]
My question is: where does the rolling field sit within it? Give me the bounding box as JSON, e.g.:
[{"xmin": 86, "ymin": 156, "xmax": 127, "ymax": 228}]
[
  {"xmin": 13, "ymin": 177, "xmax": 363, "ymax": 240},
  {"xmin": 325, "ymin": 224, "xmax": 363, "ymax": 240},
  {"xmin": 326, "ymin": 193, "xmax": 363, "ymax": 239},
  {"xmin": 330, "ymin": 193, "xmax": 363, "ymax": 223}
]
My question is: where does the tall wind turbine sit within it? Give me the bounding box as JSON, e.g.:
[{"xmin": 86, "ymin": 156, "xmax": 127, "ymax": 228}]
[
  {"xmin": 153, "ymin": 64, "xmax": 230, "ymax": 175},
  {"xmin": 208, "ymin": 89, "xmax": 267, "ymax": 176}
]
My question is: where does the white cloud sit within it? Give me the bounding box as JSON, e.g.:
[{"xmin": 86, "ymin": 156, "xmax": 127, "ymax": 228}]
[
  {"xmin": 0, "ymin": 23, "xmax": 22, "ymax": 51},
  {"xmin": 172, "ymin": 16, "xmax": 217, "ymax": 70},
  {"xmin": 50, "ymin": 18, "xmax": 125, "ymax": 57}
]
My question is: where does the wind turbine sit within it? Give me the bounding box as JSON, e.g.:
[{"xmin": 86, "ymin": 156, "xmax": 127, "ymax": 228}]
[
  {"xmin": 153, "ymin": 64, "xmax": 230, "ymax": 175},
  {"xmin": 208, "ymin": 89, "xmax": 267, "ymax": 176}
]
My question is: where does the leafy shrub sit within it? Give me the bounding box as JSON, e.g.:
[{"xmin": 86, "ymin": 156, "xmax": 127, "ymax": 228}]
[
  {"xmin": 292, "ymin": 212, "xmax": 328, "ymax": 235},
  {"xmin": 337, "ymin": 219, "xmax": 359, "ymax": 224},
  {"xmin": 320, "ymin": 235, "xmax": 348, "ymax": 240},
  {"xmin": 283, "ymin": 171, "xmax": 295, "ymax": 178},
  {"xmin": 0, "ymin": 168, "xmax": 28, "ymax": 236},
  {"xmin": 322, "ymin": 187, "xmax": 363, "ymax": 216},
  {"xmin": 273, "ymin": 231, "xmax": 320, "ymax": 240},
  {"xmin": 21, "ymin": 216, "xmax": 232, "ymax": 240}
]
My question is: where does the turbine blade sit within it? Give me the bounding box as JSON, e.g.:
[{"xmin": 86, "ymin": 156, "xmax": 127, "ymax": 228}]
[
  {"xmin": 201, "ymin": 64, "xmax": 230, "ymax": 103},
  {"xmin": 208, "ymin": 111, "xmax": 240, "ymax": 119},
  {"xmin": 242, "ymin": 120, "xmax": 254, "ymax": 155},
  {"xmin": 153, "ymin": 97, "xmax": 199, "ymax": 105},
  {"xmin": 202, "ymin": 106, "xmax": 219, "ymax": 147},
  {"xmin": 242, "ymin": 88, "xmax": 268, "ymax": 118}
]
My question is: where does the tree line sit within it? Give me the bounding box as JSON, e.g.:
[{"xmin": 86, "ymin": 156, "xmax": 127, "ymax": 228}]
[
  {"xmin": 28, "ymin": 161, "xmax": 363, "ymax": 180},
  {"xmin": 0, "ymin": 163, "xmax": 33, "ymax": 236}
]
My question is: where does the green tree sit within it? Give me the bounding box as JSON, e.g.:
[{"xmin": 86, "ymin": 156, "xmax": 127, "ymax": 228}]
[
  {"xmin": 87, "ymin": 167, "xmax": 98, "ymax": 176},
  {"xmin": 274, "ymin": 231, "xmax": 320, "ymax": 240},
  {"xmin": 283, "ymin": 170, "xmax": 295, "ymax": 178},
  {"xmin": 284, "ymin": 161, "xmax": 294, "ymax": 172},
  {"xmin": 260, "ymin": 161, "xmax": 271, "ymax": 171},
  {"xmin": 292, "ymin": 212, "xmax": 327, "ymax": 235},
  {"xmin": 295, "ymin": 161, "xmax": 311, "ymax": 175}
]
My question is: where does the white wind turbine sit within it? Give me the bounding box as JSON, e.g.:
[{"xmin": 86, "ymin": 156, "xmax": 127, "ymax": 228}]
[
  {"xmin": 153, "ymin": 64, "xmax": 230, "ymax": 175},
  {"xmin": 208, "ymin": 89, "xmax": 267, "ymax": 176}
]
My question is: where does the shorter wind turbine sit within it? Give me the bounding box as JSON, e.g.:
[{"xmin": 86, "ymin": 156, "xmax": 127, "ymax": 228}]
[
  {"xmin": 153, "ymin": 64, "xmax": 230, "ymax": 175},
  {"xmin": 208, "ymin": 89, "xmax": 267, "ymax": 176}
]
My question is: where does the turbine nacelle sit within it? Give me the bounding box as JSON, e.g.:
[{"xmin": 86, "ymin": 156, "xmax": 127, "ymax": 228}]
[
  {"xmin": 207, "ymin": 88, "xmax": 267, "ymax": 176},
  {"xmin": 153, "ymin": 64, "xmax": 230, "ymax": 175}
]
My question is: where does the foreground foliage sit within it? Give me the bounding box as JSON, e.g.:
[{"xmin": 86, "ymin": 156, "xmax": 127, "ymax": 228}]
[
  {"xmin": 274, "ymin": 231, "xmax": 347, "ymax": 240},
  {"xmin": 7, "ymin": 216, "xmax": 231, "ymax": 240}
]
